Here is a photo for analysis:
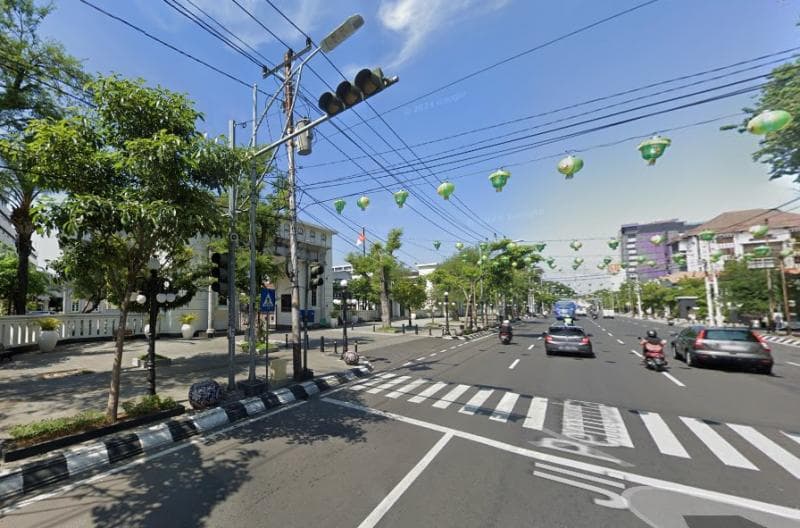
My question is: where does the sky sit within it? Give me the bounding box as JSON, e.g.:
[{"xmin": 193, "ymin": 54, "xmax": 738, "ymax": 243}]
[{"xmin": 32, "ymin": 0, "xmax": 800, "ymax": 292}]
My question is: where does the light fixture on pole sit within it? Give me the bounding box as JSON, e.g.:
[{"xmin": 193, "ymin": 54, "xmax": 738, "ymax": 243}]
[{"xmin": 444, "ymin": 291, "xmax": 450, "ymax": 336}]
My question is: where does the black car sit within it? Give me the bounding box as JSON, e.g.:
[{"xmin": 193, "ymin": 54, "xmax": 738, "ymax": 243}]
[
  {"xmin": 671, "ymin": 326, "xmax": 773, "ymax": 374},
  {"xmin": 544, "ymin": 325, "xmax": 594, "ymax": 357}
]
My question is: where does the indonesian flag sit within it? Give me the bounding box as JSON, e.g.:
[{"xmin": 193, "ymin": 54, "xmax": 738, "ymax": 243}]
[{"xmin": 356, "ymin": 232, "xmax": 366, "ymax": 246}]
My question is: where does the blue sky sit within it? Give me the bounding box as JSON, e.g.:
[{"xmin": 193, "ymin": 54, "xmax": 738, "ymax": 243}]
[{"xmin": 34, "ymin": 0, "xmax": 800, "ymax": 291}]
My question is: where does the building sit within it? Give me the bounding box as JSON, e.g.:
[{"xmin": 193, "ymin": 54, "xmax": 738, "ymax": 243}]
[
  {"xmin": 619, "ymin": 219, "xmax": 698, "ymax": 281},
  {"xmin": 672, "ymin": 208, "xmax": 800, "ymax": 273}
]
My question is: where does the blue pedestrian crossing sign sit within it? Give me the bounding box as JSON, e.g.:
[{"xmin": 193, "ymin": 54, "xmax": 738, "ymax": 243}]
[{"xmin": 260, "ymin": 288, "xmax": 276, "ymax": 312}]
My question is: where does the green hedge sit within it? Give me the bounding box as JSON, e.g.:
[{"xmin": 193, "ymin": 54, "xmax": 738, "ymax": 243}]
[
  {"xmin": 121, "ymin": 395, "xmax": 178, "ymax": 418},
  {"xmin": 9, "ymin": 410, "xmax": 106, "ymax": 441}
]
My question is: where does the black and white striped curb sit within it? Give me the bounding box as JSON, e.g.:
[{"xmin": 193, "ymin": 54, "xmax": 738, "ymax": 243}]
[
  {"xmin": 441, "ymin": 329, "xmax": 496, "ymax": 341},
  {"xmin": 0, "ymin": 365, "xmax": 372, "ymax": 502},
  {"xmin": 763, "ymin": 335, "xmax": 800, "ymax": 347}
]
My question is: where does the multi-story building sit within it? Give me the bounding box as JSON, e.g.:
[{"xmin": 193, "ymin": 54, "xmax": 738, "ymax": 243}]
[{"xmin": 619, "ymin": 219, "xmax": 698, "ymax": 281}]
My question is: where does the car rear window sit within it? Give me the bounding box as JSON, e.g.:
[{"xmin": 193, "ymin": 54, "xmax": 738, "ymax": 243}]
[
  {"xmin": 549, "ymin": 327, "xmax": 585, "ymax": 336},
  {"xmin": 704, "ymin": 329, "xmax": 758, "ymax": 342}
]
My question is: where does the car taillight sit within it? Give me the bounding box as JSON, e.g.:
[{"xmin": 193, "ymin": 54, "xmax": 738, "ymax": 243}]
[
  {"xmin": 752, "ymin": 332, "xmax": 771, "ymax": 352},
  {"xmin": 545, "ymin": 335, "xmax": 554, "ymax": 343},
  {"xmin": 694, "ymin": 329, "xmax": 706, "ymax": 350},
  {"xmin": 580, "ymin": 337, "xmax": 590, "ymax": 345}
]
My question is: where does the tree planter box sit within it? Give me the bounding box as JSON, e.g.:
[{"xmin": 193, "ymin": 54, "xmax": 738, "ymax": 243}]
[
  {"xmin": 2, "ymin": 405, "xmax": 185, "ymax": 463},
  {"xmin": 131, "ymin": 357, "xmax": 172, "ymax": 369}
]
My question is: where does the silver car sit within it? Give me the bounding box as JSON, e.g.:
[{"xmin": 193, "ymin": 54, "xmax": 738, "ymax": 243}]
[{"xmin": 671, "ymin": 326, "xmax": 773, "ymax": 374}]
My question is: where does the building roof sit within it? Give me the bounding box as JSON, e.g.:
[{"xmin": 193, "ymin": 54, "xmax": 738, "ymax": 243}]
[
  {"xmin": 685, "ymin": 209, "xmax": 800, "ymax": 237},
  {"xmin": 659, "ymin": 271, "xmax": 706, "ymax": 285}
]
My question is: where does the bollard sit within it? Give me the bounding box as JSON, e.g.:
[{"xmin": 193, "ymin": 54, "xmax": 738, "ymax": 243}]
[
  {"xmin": 428, "ymin": 327, "xmax": 432, "ymax": 336},
  {"xmin": 402, "ymin": 324, "xmax": 405, "ymax": 334},
  {"xmin": 334, "ymin": 340, "xmax": 338, "ymax": 356},
  {"xmin": 373, "ymin": 324, "xmax": 376, "ymax": 332},
  {"xmin": 285, "ymin": 334, "xmax": 289, "ymax": 348},
  {"xmin": 415, "ymin": 324, "xmax": 419, "ymax": 335},
  {"xmin": 354, "ymin": 341, "xmax": 358, "ymax": 354},
  {"xmin": 320, "ymin": 336, "xmax": 325, "ymax": 353}
]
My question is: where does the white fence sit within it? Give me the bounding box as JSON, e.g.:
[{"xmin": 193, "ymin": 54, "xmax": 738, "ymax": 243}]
[{"xmin": 0, "ymin": 313, "xmax": 151, "ymax": 349}]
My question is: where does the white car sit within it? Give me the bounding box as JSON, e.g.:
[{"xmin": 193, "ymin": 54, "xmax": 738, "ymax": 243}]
[
  {"xmin": 575, "ymin": 307, "xmax": 587, "ymax": 316},
  {"xmin": 602, "ymin": 309, "xmax": 615, "ymax": 319}
]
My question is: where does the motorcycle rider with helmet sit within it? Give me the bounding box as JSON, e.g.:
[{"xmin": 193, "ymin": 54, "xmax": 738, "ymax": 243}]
[{"xmin": 640, "ymin": 329, "xmax": 667, "ymax": 366}]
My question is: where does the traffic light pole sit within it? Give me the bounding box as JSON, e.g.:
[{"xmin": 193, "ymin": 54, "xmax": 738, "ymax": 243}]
[{"xmin": 227, "ymin": 119, "xmax": 238, "ymax": 391}]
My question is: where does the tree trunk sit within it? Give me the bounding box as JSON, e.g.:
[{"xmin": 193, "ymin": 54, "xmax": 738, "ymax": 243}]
[
  {"xmin": 407, "ymin": 306, "xmax": 412, "ymax": 328},
  {"xmin": 106, "ymin": 303, "xmax": 130, "ymax": 422},
  {"xmin": 380, "ymin": 268, "xmax": 391, "ymax": 327},
  {"xmin": 11, "ymin": 204, "xmax": 33, "ymax": 315}
]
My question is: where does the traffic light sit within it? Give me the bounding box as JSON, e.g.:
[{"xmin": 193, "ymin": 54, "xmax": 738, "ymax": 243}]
[
  {"xmin": 318, "ymin": 67, "xmax": 399, "ymax": 116},
  {"xmin": 211, "ymin": 252, "xmax": 229, "ymax": 297},
  {"xmin": 309, "ymin": 262, "xmax": 324, "ymax": 288}
]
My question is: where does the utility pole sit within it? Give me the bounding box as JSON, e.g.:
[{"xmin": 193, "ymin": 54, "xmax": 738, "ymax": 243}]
[
  {"xmin": 780, "ymin": 256, "xmax": 792, "ymax": 324},
  {"xmin": 226, "ymin": 120, "xmax": 238, "ymax": 391},
  {"xmin": 206, "ymin": 247, "xmax": 215, "ymax": 338},
  {"xmin": 283, "ymin": 49, "xmax": 303, "ymax": 381},
  {"xmin": 766, "ymin": 268, "xmax": 776, "ymax": 325}
]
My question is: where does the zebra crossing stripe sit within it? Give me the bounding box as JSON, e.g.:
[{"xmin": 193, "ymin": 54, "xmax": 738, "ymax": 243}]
[
  {"xmin": 351, "ymin": 373, "xmax": 397, "ymax": 391},
  {"xmin": 637, "ymin": 411, "xmax": 690, "ymax": 458},
  {"xmin": 386, "ymin": 378, "xmax": 427, "ymax": 399},
  {"xmin": 489, "ymin": 392, "xmax": 520, "ymax": 423},
  {"xmin": 367, "ymin": 376, "xmax": 411, "ymax": 395},
  {"xmin": 729, "ymin": 424, "xmax": 800, "ymax": 479},
  {"xmin": 680, "ymin": 417, "xmax": 758, "ymax": 470},
  {"xmin": 459, "ymin": 389, "xmax": 494, "ymax": 416},
  {"xmin": 432, "ymin": 384, "xmax": 470, "ymax": 409},
  {"xmin": 523, "ymin": 397, "xmax": 548, "ymax": 430},
  {"xmin": 408, "ymin": 381, "xmax": 447, "ymax": 403},
  {"xmin": 784, "ymin": 432, "xmax": 800, "ymax": 446}
]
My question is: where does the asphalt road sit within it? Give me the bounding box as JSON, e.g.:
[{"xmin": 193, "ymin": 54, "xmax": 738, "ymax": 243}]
[{"xmin": 2, "ymin": 317, "xmax": 800, "ymax": 527}]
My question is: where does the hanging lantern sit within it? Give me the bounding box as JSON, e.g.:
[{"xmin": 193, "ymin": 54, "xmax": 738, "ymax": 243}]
[
  {"xmin": 569, "ymin": 240, "xmax": 583, "ymax": 251},
  {"xmin": 650, "ymin": 234, "xmax": 665, "ymax": 245},
  {"xmin": 455, "ymin": 241, "xmax": 464, "ymax": 251},
  {"xmin": 698, "ymin": 230, "xmax": 716, "ymax": 242},
  {"xmin": 437, "ymin": 181, "xmax": 455, "ymax": 200},
  {"xmin": 747, "ymin": 110, "xmax": 793, "ymax": 135},
  {"xmin": 557, "ymin": 155, "xmax": 584, "ymax": 179},
  {"xmin": 710, "ymin": 250, "xmax": 723, "ymax": 263},
  {"xmin": 607, "ymin": 238, "xmax": 620, "ymax": 250},
  {"xmin": 488, "ymin": 169, "xmax": 511, "ymax": 192},
  {"xmin": 357, "ymin": 196, "xmax": 370, "ymax": 211},
  {"xmin": 672, "ymin": 254, "xmax": 687, "ymax": 265},
  {"xmin": 433, "ymin": 240, "xmax": 441, "ymax": 250},
  {"xmin": 748, "ymin": 224, "xmax": 769, "ymax": 239},
  {"xmin": 481, "ymin": 254, "xmax": 489, "ymax": 262},
  {"xmin": 646, "ymin": 259, "xmax": 657, "ymax": 268},
  {"xmin": 573, "ymin": 257, "xmax": 584, "ymax": 267},
  {"xmin": 636, "ymin": 255, "xmax": 647, "ymax": 264},
  {"xmin": 546, "ymin": 257, "xmax": 556, "ymax": 268},
  {"xmin": 637, "ymin": 135, "xmax": 671, "ymax": 165},
  {"xmin": 752, "ymin": 245, "xmax": 771, "ymax": 258},
  {"xmin": 780, "ymin": 248, "xmax": 794, "ymax": 258},
  {"xmin": 479, "ymin": 242, "xmax": 489, "ymax": 252},
  {"xmin": 333, "ymin": 199, "xmax": 346, "ymax": 214},
  {"xmin": 393, "ymin": 190, "xmax": 409, "ymax": 208},
  {"xmin": 506, "ymin": 241, "xmax": 517, "ymax": 251},
  {"xmin": 602, "ymin": 256, "xmax": 613, "ymax": 266},
  {"xmin": 597, "ymin": 263, "xmax": 606, "ymax": 270},
  {"xmin": 533, "ymin": 243, "xmax": 546, "ymax": 252}
]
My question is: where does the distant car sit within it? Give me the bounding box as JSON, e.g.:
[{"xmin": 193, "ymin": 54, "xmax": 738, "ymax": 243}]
[
  {"xmin": 671, "ymin": 326, "xmax": 773, "ymax": 374},
  {"xmin": 544, "ymin": 325, "xmax": 594, "ymax": 357},
  {"xmin": 575, "ymin": 307, "xmax": 587, "ymax": 316},
  {"xmin": 602, "ymin": 309, "xmax": 615, "ymax": 319}
]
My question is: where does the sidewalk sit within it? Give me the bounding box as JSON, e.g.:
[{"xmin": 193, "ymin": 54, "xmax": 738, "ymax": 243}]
[{"xmin": 0, "ymin": 325, "xmax": 428, "ymax": 437}]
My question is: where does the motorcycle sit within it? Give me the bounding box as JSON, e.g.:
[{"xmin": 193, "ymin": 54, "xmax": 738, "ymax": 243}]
[
  {"xmin": 640, "ymin": 338, "xmax": 668, "ymax": 371},
  {"xmin": 499, "ymin": 324, "xmax": 513, "ymax": 345}
]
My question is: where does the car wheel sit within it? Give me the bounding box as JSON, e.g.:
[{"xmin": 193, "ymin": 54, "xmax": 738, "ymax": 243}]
[{"xmin": 758, "ymin": 364, "xmax": 773, "ymax": 375}]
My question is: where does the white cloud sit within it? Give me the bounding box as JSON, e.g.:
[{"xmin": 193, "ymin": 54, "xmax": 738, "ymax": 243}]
[{"xmin": 378, "ymin": 0, "xmax": 510, "ymax": 69}]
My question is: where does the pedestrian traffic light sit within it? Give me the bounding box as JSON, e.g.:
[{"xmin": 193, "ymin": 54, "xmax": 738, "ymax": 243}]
[
  {"xmin": 211, "ymin": 252, "xmax": 229, "ymax": 297},
  {"xmin": 318, "ymin": 67, "xmax": 399, "ymax": 116},
  {"xmin": 309, "ymin": 262, "xmax": 324, "ymax": 287}
]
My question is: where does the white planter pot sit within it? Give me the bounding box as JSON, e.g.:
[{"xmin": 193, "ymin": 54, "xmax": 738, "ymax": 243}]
[
  {"xmin": 38, "ymin": 330, "xmax": 59, "ymax": 352},
  {"xmin": 181, "ymin": 324, "xmax": 194, "ymax": 339}
]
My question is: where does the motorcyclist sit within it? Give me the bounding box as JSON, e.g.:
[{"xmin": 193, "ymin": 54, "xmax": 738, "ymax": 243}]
[
  {"xmin": 640, "ymin": 329, "xmax": 666, "ymax": 363},
  {"xmin": 499, "ymin": 320, "xmax": 513, "ymax": 336}
]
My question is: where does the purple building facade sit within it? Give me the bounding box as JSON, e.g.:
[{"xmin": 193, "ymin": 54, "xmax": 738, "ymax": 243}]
[{"xmin": 620, "ymin": 220, "xmax": 698, "ymax": 282}]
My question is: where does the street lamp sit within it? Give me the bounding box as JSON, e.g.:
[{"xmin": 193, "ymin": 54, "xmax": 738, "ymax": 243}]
[
  {"xmin": 444, "ymin": 291, "xmax": 450, "ymax": 336},
  {"xmin": 137, "ymin": 257, "xmax": 178, "ymax": 396},
  {"xmin": 339, "ymin": 279, "xmax": 359, "ymax": 365}
]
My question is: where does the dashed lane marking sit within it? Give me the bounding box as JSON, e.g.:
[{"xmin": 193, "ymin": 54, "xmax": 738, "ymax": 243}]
[
  {"xmin": 508, "ymin": 359, "xmax": 520, "ymax": 370},
  {"xmin": 662, "ymin": 372, "xmax": 686, "ymax": 388},
  {"xmin": 630, "ymin": 349, "xmax": 643, "ymax": 358},
  {"xmin": 528, "ymin": 344, "xmax": 534, "ymax": 350},
  {"xmin": 616, "ymin": 339, "xmax": 624, "ymax": 345}
]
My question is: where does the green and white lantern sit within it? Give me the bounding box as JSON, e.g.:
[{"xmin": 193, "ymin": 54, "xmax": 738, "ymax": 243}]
[
  {"xmin": 602, "ymin": 256, "xmax": 613, "ymax": 266},
  {"xmin": 650, "ymin": 234, "xmax": 665, "ymax": 245},
  {"xmin": 637, "ymin": 135, "xmax": 671, "ymax": 165},
  {"xmin": 393, "ymin": 190, "xmax": 409, "ymax": 208},
  {"xmin": 672, "ymin": 254, "xmax": 687, "ymax": 265},
  {"xmin": 698, "ymin": 230, "xmax": 716, "ymax": 242},
  {"xmin": 523, "ymin": 255, "xmax": 533, "ymax": 264},
  {"xmin": 357, "ymin": 196, "xmax": 370, "ymax": 211},
  {"xmin": 506, "ymin": 241, "xmax": 517, "ymax": 251},
  {"xmin": 569, "ymin": 240, "xmax": 583, "ymax": 251},
  {"xmin": 710, "ymin": 250, "xmax": 723, "ymax": 263},
  {"xmin": 646, "ymin": 259, "xmax": 657, "ymax": 268},
  {"xmin": 573, "ymin": 257, "xmax": 584, "ymax": 267},
  {"xmin": 479, "ymin": 242, "xmax": 489, "ymax": 252},
  {"xmin": 607, "ymin": 239, "xmax": 620, "ymax": 250},
  {"xmin": 557, "ymin": 155, "xmax": 584, "ymax": 179},
  {"xmin": 533, "ymin": 243, "xmax": 547, "ymax": 252},
  {"xmin": 747, "ymin": 110, "xmax": 792, "ymax": 135},
  {"xmin": 488, "ymin": 169, "xmax": 511, "ymax": 192},
  {"xmin": 636, "ymin": 255, "xmax": 647, "ymax": 264},
  {"xmin": 780, "ymin": 248, "xmax": 794, "ymax": 258},
  {"xmin": 455, "ymin": 241, "xmax": 465, "ymax": 251},
  {"xmin": 437, "ymin": 181, "xmax": 455, "ymax": 200},
  {"xmin": 333, "ymin": 199, "xmax": 346, "ymax": 214},
  {"xmin": 433, "ymin": 240, "xmax": 441, "ymax": 250},
  {"xmin": 752, "ymin": 245, "xmax": 771, "ymax": 258},
  {"xmin": 748, "ymin": 224, "xmax": 768, "ymax": 239}
]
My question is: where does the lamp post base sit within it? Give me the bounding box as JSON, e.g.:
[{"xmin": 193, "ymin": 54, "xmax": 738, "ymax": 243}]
[{"xmin": 236, "ymin": 378, "xmax": 267, "ymax": 396}]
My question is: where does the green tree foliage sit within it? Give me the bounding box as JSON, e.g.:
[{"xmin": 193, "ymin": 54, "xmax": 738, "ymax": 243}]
[
  {"xmin": 29, "ymin": 76, "xmax": 246, "ymax": 421},
  {"xmin": 347, "ymin": 228, "xmax": 403, "ymax": 327},
  {"xmin": 392, "ymin": 275, "xmax": 427, "ymax": 326},
  {"xmin": 0, "ymin": 242, "xmax": 48, "ymax": 313},
  {"xmin": 0, "ymin": 0, "xmax": 89, "ymax": 314},
  {"xmin": 719, "ymin": 260, "xmax": 771, "ymax": 316}
]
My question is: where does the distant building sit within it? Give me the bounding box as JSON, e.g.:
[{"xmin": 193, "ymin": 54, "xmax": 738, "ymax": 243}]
[{"xmin": 619, "ymin": 219, "xmax": 699, "ymax": 281}]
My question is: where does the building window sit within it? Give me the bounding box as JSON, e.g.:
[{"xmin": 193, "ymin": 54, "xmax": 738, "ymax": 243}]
[
  {"xmin": 281, "ymin": 294, "xmax": 291, "ymax": 312},
  {"xmin": 71, "ymin": 301, "xmax": 80, "ymax": 312},
  {"xmin": 311, "ymin": 288, "xmax": 317, "ymax": 307}
]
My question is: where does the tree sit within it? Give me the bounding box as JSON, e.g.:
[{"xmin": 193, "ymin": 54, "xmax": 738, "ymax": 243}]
[
  {"xmin": 0, "ymin": 0, "xmax": 89, "ymax": 314},
  {"xmin": 392, "ymin": 275, "xmax": 427, "ymax": 326},
  {"xmin": 30, "ymin": 76, "xmax": 245, "ymax": 421},
  {"xmin": 0, "ymin": 242, "xmax": 48, "ymax": 313},
  {"xmin": 347, "ymin": 228, "xmax": 403, "ymax": 327},
  {"xmin": 719, "ymin": 260, "xmax": 771, "ymax": 317}
]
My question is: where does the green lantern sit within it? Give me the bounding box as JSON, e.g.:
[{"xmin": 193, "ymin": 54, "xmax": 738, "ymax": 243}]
[
  {"xmin": 479, "ymin": 242, "xmax": 489, "ymax": 252},
  {"xmin": 433, "ymin": 240, "xmax": 441, "ymax": 250},
  {"xmin": 357, "ymin": 195, "xmax": 370, "ymax": 211},
  {"xmin": 710, "ymin": 250, "xmax": 723, "ymax": 263},
  {"xmin": 636, "ymin": 255, "xmax": 647, "ymax": 264},
  {"xmin": 569, "ymin": 240, "xmax": 583, "ymax": 251},
  {"xmin": 650, "ymin": 234, "xmax": 665, "ymax": 245},
  {"xmin": 748, "ymin": 224, "xmax": 768, "ymax": 238},
  {"xmin": 488, "ymin": 169, "xmax": 511, "ymax": 192},
  {"xmin": 698, "ymin": 230, "xmax": 716, "ymax": 242},
  {"xmin": 646, "ymin": 259, "xmax": 657, "ymax": 268},
  {"xmin": 573, "ymin": 257, "xmax": 584, "ymax": 267},
  {"xmin": 752, "ymin": 245, "xmax": 771, "ymax": 258},
  {"xmin": 506, "ymin": 241, "xmax": 517, "ymax": 250},
  {"xmin": 602, "ymin": 256, "xmax": 613, "ymax": 266},
  {"xmin": 333, "ymin": 199, "xmax": 346, "ymax": 214},
  {"xmin": 393, "ymin": 190, "xmax": 409, "ymax": 208},
  {"xmin": 557, "ymin": 155, "xmax": 584, "ymax": 179},
  {"xmin": 597, "ymin": 263, "xmax": 606, "ymax": 270},
  {"xmin": 637, "ymin": 135, "xmax": 671, "ymax": 165},
  {"xmin": 780, "ymin": 248, "xmax": 794, "ymax": 258},
  {"xmin": 533, "ymin": 243, "xmax": 546, "ymax": 252},
  {"xmin": 607, "ymin": 239, "xmax": 619, "ymax": 250},
  {"xmin": 546, "ymin": 257, "xmax": 556, "ymax": 269},
  {"xmin": 455, "ymin": 241, "xmax": 464, "ymax": 251},
  {"xmin": 747, "ymin": 110, "xmax": 792, "ymax": 135},
  {"xmin": 437, "ymin": 181, "xmax": 455, "ymax": 200},
  {"xmin": 672, "ymin": 254, "xmax": 687, "ymax": 265}
]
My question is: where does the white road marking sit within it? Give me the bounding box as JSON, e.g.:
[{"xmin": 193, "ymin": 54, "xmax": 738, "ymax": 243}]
[
  {"xmin": 430, "ymin": 352, "xmax": 437, "ymax": 357},
  {"xmin": 607, "ymin": 332, "xmax": 613, "ymax": 337},
  {"xmin": 432, "ymin": 384, "xmax": 470, "ymax": 409},
  {"xmin": 402, "ymin": 361, "xmax": 413, "ymax": 367},
  {"xmin": 680, "ymin": 417, "xmax": 758, "ymax": 470},
  {"xmin": 459, "ymin": 389, "xmax": 494, "ymax": 415},
  {"xmin": 323, "ymin": 399, "xmax": 800, "ymax": 522},
  {"xmin": 367, "ymin": 376, "xmax": 411, "ymax": 395},
  {"xmin": 489, "ymin": 392, "xmax": 520, "ymax": 423},
  {"xmin": 562, "ymin": 400, "xmax": 633, "ymax": 448},
  {"xmin": 351, "ymin": 373, "xmax": 397, "ymax": 391},
  {"xmin": 408, "ymin": 381, "xmax": 448, "ymax": 403},
  {"xmin": 729, "ymin": 424, "xmax": 800, "ymax": 479},
  {"xmin": 788, "ymin": 362, "xmax": 800, "ymax": 367},
  {"xmin": 440, "ymin": 349, "xmax": 448, "ymax": 353},
  {"xmin": 630, "ymin": 349, "xmax": 643, "ymax": 358},
  {"xmin": 523, "ymin": 397, "xmax": 548, "ymax": 430},
  {"xmin": 661, "ymin": 372, "xmax": 686, "ymax": 388},
  {"xmin": 532, "ymin": 471, "xmax": 628, "ymax": 509},
  {"xmin": 537, "ymin": 336, "xmax": 542, "ymax": 340},
  {"xmin": 508, "ymin": 359, "xmax": 520, "ymax": 370},
  {"xmin": 450, "ymin": 346, "xmax": 457, "ymax": 350},
  {"xmin": 386, "ymin": 378, "xmax": 427, "ymax": 399},
  {"xmin": 356, "ymin": 433, "xmax": 453, "ymax": 528},
  {"xmin": 535, "ymin": 462, "xmax": 626, "ymax": 489},
  {"xmin": 637, "ymin": 411, "xmax": 690, "ymax": 458},
  {"xmin": 616, "ymin": 339, "xmax": 624, "ymax": 345},
  {"xmin": 416, "ymin": 355, "xmax": 427, "ymax": 361},
  {"xmin": 784, "ymin": 431, "xmax": 800, "ymax": 446},
  {"xmin": 527, "ymin": 344, "xmax": 534, "ymax": 350}
]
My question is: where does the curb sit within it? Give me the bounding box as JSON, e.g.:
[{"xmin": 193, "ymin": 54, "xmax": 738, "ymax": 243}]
[
  {"xmin": 439, "ymin": 329, "xmax": 496, "ymax": 341},
  {"xmin": 0, "ymin": 365, "xmax": 373, "ymax": 502},
  {"xmin": 763, "ymin": 335, "xmax": 800, "ymax": 347}
]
